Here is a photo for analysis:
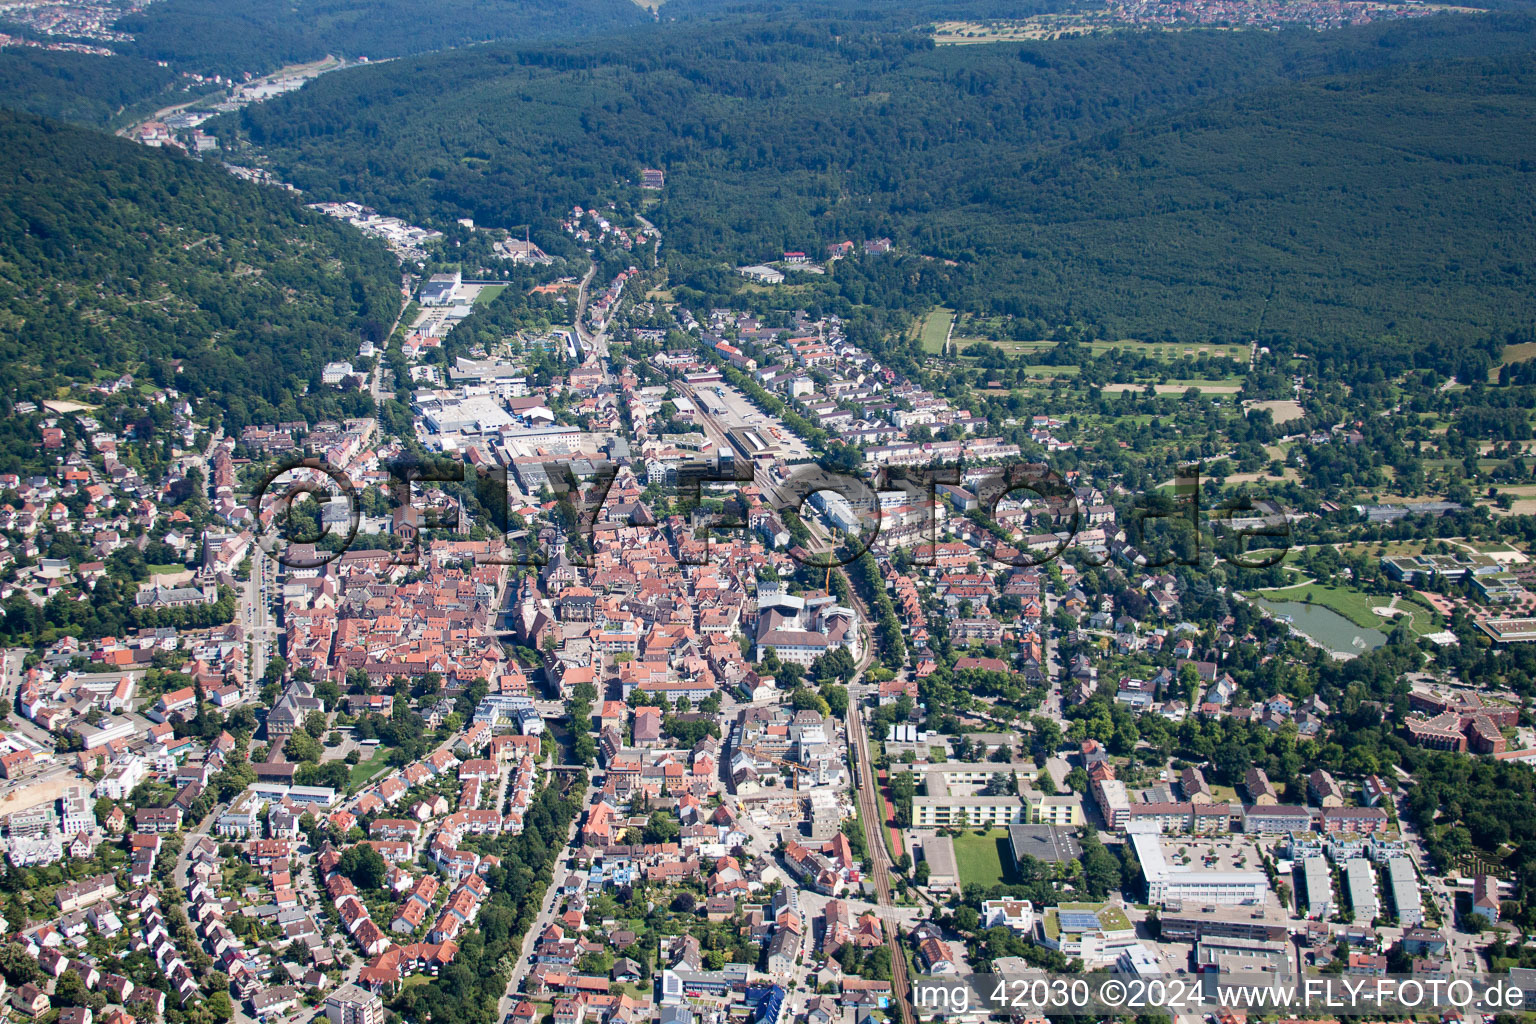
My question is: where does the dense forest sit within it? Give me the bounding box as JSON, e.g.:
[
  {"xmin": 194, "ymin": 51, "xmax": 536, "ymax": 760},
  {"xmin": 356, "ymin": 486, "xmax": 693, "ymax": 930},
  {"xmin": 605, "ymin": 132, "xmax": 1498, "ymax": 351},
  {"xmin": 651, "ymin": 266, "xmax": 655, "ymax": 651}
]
[
  {"xmin": 0, "ymin": 109, "xmax": 401, "ymax": 426},
  {"xmin": 0, "ymin": 50, "xmax": 190, "ymax": 128},
  {"xmin": 112, "ymin": 0, "xmax": 648, "ymax": 78},
  {"xmin": 227, "ymin": 10, "xmax": 1536, "ymax": 348}
]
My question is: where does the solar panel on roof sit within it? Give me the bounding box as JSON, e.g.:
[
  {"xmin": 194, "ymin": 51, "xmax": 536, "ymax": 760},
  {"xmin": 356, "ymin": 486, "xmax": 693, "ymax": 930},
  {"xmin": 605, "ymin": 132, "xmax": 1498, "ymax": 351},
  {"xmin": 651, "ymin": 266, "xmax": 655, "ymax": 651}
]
[{"xmin": 1058, "ymin": 911, "xmax": 1101, "ymax": 931}]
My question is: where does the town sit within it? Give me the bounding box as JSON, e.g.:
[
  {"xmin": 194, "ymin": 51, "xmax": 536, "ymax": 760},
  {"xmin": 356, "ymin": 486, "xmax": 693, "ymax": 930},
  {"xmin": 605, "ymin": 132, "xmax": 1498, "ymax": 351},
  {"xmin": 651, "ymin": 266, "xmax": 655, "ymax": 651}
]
[{"xmin": 3, "ymin": 131, "xmax": 1536, "ymax": 1024}]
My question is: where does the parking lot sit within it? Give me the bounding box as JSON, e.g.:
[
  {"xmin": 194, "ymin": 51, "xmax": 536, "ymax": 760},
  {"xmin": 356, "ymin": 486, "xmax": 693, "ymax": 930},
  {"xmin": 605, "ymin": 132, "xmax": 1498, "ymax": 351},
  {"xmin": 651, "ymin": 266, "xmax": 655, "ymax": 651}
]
[{"xmin": 1160, "ymin": 835, "xmax": 1267, "ymax": 873}]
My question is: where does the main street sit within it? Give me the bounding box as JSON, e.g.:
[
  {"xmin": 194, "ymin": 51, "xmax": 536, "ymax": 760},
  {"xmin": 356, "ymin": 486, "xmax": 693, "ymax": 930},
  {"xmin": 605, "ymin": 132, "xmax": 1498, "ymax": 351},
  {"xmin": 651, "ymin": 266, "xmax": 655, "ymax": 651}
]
[{"xmin": 244, "ymin": 551, "xmax": 278, "ymax": 694}]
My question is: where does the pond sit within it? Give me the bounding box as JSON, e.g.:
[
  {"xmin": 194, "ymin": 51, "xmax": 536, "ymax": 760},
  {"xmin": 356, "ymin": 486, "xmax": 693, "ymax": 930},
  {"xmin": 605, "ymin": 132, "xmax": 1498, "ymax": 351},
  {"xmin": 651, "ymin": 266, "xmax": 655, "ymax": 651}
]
[{"xmin": 1256, "ymin": 599, "xmax": 1387, "ymax": 657}]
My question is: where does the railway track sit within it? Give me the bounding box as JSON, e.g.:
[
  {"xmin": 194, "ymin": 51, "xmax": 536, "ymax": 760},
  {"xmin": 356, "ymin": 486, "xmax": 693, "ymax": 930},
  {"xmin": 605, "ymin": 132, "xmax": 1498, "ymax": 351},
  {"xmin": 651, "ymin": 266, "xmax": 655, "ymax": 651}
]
[
  {"xmin": 839, "ymin": 569, "xmax": 918, "ymax": 1024},
  {"xmin": 847, "ymin": 675, "xmax": 918, "ymax": 1024}
]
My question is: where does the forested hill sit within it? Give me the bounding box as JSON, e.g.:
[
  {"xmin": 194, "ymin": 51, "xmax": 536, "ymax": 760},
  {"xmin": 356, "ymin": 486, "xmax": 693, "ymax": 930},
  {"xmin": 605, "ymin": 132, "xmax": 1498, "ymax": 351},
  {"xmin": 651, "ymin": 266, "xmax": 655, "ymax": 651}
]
[
  {"xmin": 0, "ymin": 0, "xmax": 653, "ymax": 128},
  {"xmin": 0, "ymin": 108, "xmax": 400, "ymax": 428},
  {"xmin": 0, "ymin": 49, "xmax": 187, "ymax": 128},
  {"xmin": 113, "ymin": 0, "xmax": 649, "ymax": 78},
  {"xmin": 929, "ymin": 51, "xmax": 1536, "ymax": 345},
  {"xmin": 228, "ymin": 11, "xmax": 1536, "ymax": 348}
]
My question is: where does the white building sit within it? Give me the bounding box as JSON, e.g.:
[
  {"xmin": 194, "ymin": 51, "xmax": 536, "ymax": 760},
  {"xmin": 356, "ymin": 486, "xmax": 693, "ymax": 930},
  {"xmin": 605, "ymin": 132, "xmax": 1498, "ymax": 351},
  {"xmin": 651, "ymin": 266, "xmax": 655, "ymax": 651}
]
[
  {"xmin": 325, "ymin": 984, "xmax": 383, "ymax": 1024},
  {"xmin": 1131, "ymin": 831, "xmax": 1268, "ymax": 906},
  {"xmin": 981, "ymin": 899, "xmax": 1034, "ymax": 932},
  {"xmin": 322, "ymin": 362, "xmax": 356, "ymax": 386},
  {"xmin": 1346, "ymin": 857, "xmax": 1379, "ymax": 922},
  {"xmin": 1116, "ymin": 944, "xmax": 1164, "ymax": 977},
  {"xmin": 419, "ymin": 272, "xmax": 462, "ymax": 306},
  {"xmin": 1386, "ymin": 857, "xmax": 1423, "ymax": 926},
  {"xmin": 1300, "ymin": 856, "xmax": 1334, "ymax": 920},
  {"xmin": 739, "ymin": 265, "xmax": 785, "ymax": 285},
  {"xmin": 59, "ymin": 785, "xmax": 94, "ymax": 836},
  {"xmin": 95, "ymin": 755, "xmax": 148, "ymax": 801}
]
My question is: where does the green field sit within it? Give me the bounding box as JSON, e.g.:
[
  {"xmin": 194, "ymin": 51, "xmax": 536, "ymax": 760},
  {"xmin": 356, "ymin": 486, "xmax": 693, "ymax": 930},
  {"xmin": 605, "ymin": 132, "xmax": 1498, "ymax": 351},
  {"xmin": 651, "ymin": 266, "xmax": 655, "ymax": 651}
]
[
  {"xmin": 953, "ymin": 332, "xmax": 1248, "ymax": 361},
  {"xmin": 347, "ymin": 743, "xmax": 395, "ymax": 791},
  {"xmin": 918, "ymin": 307, "xmax": 955, "ymax": 354},
  {"xmin": 1500, "ymin": 341, "xmax": 1536, "ymax": 365},
  {"xmin": 473, "ymin": 283, "xmax": 508, "ymax": 305},
  {"xmin": 1250, "ymin": 582, "xmax": 1441, "ymax": 636},
  {"xmin": 953, "ymin": 828, "xmax": 1015, "ymax": 887}
]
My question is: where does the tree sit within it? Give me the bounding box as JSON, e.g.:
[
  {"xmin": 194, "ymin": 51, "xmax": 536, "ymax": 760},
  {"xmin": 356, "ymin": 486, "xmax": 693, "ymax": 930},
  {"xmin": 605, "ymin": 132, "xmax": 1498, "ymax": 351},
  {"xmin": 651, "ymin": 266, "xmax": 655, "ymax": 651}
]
[
  {"xmin": 821, "ymin": 683, "xmax": 849, "ymax": 717},
  {"xmin": 789, "ymin": 686, "xmax": 830, "ymax": 717},
  {"xmin": 774, "ymin": 660, "xmax": 805, "ymax": 689},
  {"xmin": 338, "ymin": 843, "xmax": 388, "ymax": 891},
  {"xmin": 811, "ymin": 648, "xmax": 857, "ymax": 686},
  {"xmin": 55, "ymin": 969, "xmax": 104, "ymax": 1010},
  {"xmin": 0, "ymin": 943, "xmax": 40, "ymax": 986},
  {"xmin": 205, "ymin": 990, "xmax": 234, "ymax": 1023},
  {"xmin": 1080, "ymin": 828, "xmax": 1121, "ymax": 899},
  {"xmin": 1064, "ymin": 766, "xmax": 1089, "ymax": 793},
  {"xmin": 315, "ymin": 679, "xmax": 342, "ymax": 710},
  {"xmin": 284, "ymin": 729, "xmax": 322, "ymax": 764},
  {"xmin": 644, "ymin": 810, "xmax": 680, "ymax": 845}
]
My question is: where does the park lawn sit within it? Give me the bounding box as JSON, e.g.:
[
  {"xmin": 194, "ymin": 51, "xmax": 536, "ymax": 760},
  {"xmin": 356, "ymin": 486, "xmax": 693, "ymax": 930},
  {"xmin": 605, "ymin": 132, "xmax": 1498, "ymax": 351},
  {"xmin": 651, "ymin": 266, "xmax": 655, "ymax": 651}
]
[
  {"xmin": 1252, "ymin": 582, "xmax": 1440, "ymax": 636},
  {"xmin": 473, "ymin": 284, "xmax": 508, "ymax": 305},
  {"xmin": 918, "ymin": 307, "xmax": 955, "ymax": 354},
  {"xmin": 146, "ymin": 563, "xmax": 187, "ymax": 575},
  {"xmin": 953, "ymin": 828, "xmax": 1014, "ymax": 888},
  {"xmin": 348, "ymin": 744, "xmax": 394, "ymax": 791}
]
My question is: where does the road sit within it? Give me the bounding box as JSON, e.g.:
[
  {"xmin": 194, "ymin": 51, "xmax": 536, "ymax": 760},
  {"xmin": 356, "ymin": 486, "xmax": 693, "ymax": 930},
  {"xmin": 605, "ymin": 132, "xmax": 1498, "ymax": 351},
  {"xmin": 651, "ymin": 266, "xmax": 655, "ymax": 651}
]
[
  {"xmin": 370, "ymin": 293, "xmax": 414, "ymax": 406},
  {"xmin": 118, "ymin": 54, "xmax": 361, "ymax": 141},
  {"xmin": 496, "ymin": 775, "xmax": 595, "ymax": 1023},
  {"xmin": 2, "ymin": 648, "xmax": 58, "ymax": 752},
  {"xmin": 172, "ymin": 800, "xmax": 225, "ymax": 890},
  {"xmin": 573, "ymin": 263, "xmax": 602, "ymax": 361},
  {"xmin": 243, "ymin": 552, "xmax": 278, "ymax": 695}
]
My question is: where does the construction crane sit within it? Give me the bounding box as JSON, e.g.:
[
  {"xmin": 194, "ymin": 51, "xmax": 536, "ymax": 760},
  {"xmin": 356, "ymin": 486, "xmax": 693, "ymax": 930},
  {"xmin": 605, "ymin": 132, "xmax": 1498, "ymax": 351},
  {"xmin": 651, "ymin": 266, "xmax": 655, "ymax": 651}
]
[{"xmin": 765, "ymin": 754, "xmax": 804, "ymax": 789}]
